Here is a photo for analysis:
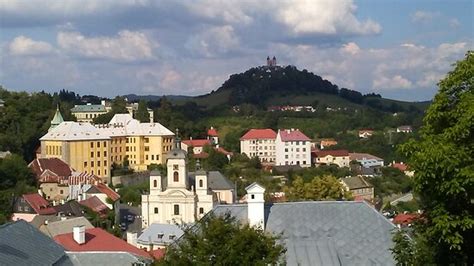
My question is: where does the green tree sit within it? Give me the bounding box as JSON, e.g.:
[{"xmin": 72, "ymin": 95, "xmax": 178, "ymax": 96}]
[
  {"xmin": 159, "ymin": 212, "xmax": 286, "ymax": 265},
  {"xmin": 284, "ymin": 175, "xmax": 352, "ymax": 201},
  {"xmin": 111, "ymin": 96, "xmax": 128, "ymax": 113},
  {"xmin": 394, "ymin": 52, "xmax": 474, "ymax": 264},
  {"xmin": 136, "ymin": 100, "xmax": 150, "ymax": 122}
]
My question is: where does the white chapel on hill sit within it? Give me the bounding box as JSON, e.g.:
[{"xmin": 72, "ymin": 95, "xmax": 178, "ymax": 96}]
[{"xmin": 141, "ymin": 134, "xmax": 219, "ymax": 228}]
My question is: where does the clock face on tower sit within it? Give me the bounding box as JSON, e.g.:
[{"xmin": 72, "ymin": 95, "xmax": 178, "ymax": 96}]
[{"xmin": 173, "ymin": 164, "xmax": 179, "ymax": 170}]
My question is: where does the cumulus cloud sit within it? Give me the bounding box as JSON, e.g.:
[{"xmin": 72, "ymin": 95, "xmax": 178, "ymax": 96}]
[
  {"xmin": 185, "ymin": 25, "xmax": 240, "ymax": 57},
  {"xmin": 373, "ymin": 75, "xmax": 412, "ymax": 90},
  {"xmin": 9, "ymin": 36, "xmax": 53, "ymax": 56},
  {"xmin": 57, "ymin": 30, "xmax": 154, "ymax": 61},
  {"xmin": 341, "ymin": 42, "xmax": 360, "ymax": 55}
]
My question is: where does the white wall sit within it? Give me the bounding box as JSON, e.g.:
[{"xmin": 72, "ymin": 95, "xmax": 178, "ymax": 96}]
[{"xmin": 240, "ymin": 139, "xmax": 275, "ymax": 163}]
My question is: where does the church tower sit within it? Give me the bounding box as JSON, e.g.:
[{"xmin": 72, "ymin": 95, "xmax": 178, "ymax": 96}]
[
  {"xmin": 49, "ymin": 105, "xmax": 64, "ymax": 132},
  {"xmin": 166, "ymin": 130, "xmax": 188, "ymax": 189}
]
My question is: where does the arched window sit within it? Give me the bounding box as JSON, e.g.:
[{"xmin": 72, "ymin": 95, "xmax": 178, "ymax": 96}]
[
  {"xmin": 154, "ymin": 207, "xmax": 158, "ymax": 214},
  {"xmin": 173, "ymin": 171, "xmax": 179, "ymax": 182},
  {"xmin": 199, "ymin": 179, "xmax": 203, "ymax": 187},
  {"xmin": 174, "ymin": 205, "xmax": 179, "ymax": 215},
  {"xmin": 153, "ymin": 180, "xmax": 157, "ymax": 187}
]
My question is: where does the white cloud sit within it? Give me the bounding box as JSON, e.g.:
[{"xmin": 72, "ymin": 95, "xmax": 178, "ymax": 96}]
[
  {"xmin": 9, "ymin": 36, "xmax": 53, "ymax": 56},
  {"xmin": 411, "ymin": 10, "xmax": 440, "ymax": 23},
  {"xmin": 341, "ymin": 42, "xmax": 360, "ymax": 55},
  {"xmin": 449, "ymin": 18, "xmax": 461, "ymax": 28},
  {"xmin": 57, "ymin": 30, "xmax": 154, "ymax": 61},
  {"xmin": 277, "ymin": 0, "xmax": 381, "ymax": 35},
  {"xmin": 185, "ymin": 25, "xmax": 240, "ymax": 57},
  {"xmin": 373, "ymin": 75, "xmax": 412, "ymax": 90}
]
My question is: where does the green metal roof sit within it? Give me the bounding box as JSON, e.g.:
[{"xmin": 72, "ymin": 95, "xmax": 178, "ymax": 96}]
[{"xmin": 71, "ymin": 104, "xmax": 106, "ymax": 113}]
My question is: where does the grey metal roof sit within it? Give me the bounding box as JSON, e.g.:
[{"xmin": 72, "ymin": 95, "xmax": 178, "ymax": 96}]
[
  {"xmin": 40, "ymin": 217, "xmax": 94, "ymax": 238},
  {"xmin": 189, "ymin": 171, "xmax": 234, "ymax": 190},
  {"xmin": 30, "ymin": 214, "xmax": 62, "ymax": 228},
  {"xmin": 212, "ymin": 201, "xmax": 396, "ymax": 266},
  {"xmin": 70, "ymin": 104, "xmax": 106, "ymax": 113},
  {"xmin": 137, "ymin": 223, "xmax": 184, "ymax": 246},
  {"xmin": 61, "ymin": 251, "xmax": 148, "ymax": 266},
  {"xmin": 0, "ymin": 220, "xmax": 66, "ymax": 265}
]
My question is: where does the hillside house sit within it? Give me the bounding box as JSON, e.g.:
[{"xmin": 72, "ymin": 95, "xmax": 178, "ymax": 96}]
[
  {"xmin": 341, "ymin": 176, "xmax": 375, "ymax": 202},
  {"xmin": 396, "ymin": 125, "xmax": 413, "ymax": 133},
  {"xmin": 11, "ymin": 193, "xmax": 56, "ymax": 222},
  {"xmin": 314, "ymin": 150, "xmax": 350, "ymax": 168},
  {"xmin": 358, "ymin": 128, "xmax": 374, "ymax": 138},
  {"xmin": 275, "ymin": 129, "xmax": 312, "ymax": 167},
  {"xmin": 240, "ymin": 129, "xmax": 277, "ymax": 164}
]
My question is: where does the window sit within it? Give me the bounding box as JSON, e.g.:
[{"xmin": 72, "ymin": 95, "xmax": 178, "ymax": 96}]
[
  {"xmin": 84, "ymin": 162, "xmax": 87, "ymax": 167},
  {"xmin": 97, "ymin": 161, "xmax": 101, "ymax": 167},
  {"xmin": 98, "ymin": 170, "xmax": 100, "ymax": 175},
  {"xmin": 158, "ymin": 233, "xmax": 164, "ymax": 239},
  {"xmin": 151, "ymin": 155, "xmax": 154, "ymax": 160},
  {"xmin": 91, "ymin": 152, "xmax": 94, "ymax": 158},
  {"xmin": 97, "ymin": 151, "xmax": 100, "ymax": 157},
  {"xmin": 173, "ymin": 171, "xmax": 179, "ymax": 182},
  {"xmin": 104, "ymin": 160, "xmax": 107, "ymax": 166},
  {"xmin": 103, "ymin": 141, "xmax": 106, "ymax": 147},
  {"xmin": 145, "ymin": 146, "xmax": 149, "ymax": 151},
  {"xmin": 251, "ymin": 194, "xmax": 255, "ymax": 199},
  {"xmin": 303, "ymin": 148, "xmax": 306, "ymax": 152},
  {"xmin": 104, "ymin": 151, "xmax": 107, "ymax": 157},
  {"xmin": 146, "ymin": 155, "xmax": 149, "ymax": 160},
  {"xmin": 199, "ymin": 179, "xmax": 203, "ymax": 187},
  {"xmin": 91, "ymin": 161, "xmax": 94, "ymax": 167},
  {"xmin": 174, "ymin": 204, "xmax": 179, "ymax": 215},
  {"xmin": 104, "ymin": 169, "xmax": 107, "ymax": 175},
  {"xmin": 303, "ymin": 161, "xmax": 306, "ymax": 165},
  {"xmin": 154, "ymin": 207, "xmax": 158, "ymax": 214},
  {"xmin": 90, "ymin": 142, "xmax": 94, "ymax": 148},
  {"xmin": 199, "ymin": 207, "xmax": 204, "ymax": 214},
  {"xmin": 169, "ymin": 234, "xmax": 175, "ymax": 240},
  {"xmin": 97, "ymin": 141, "xmax": 100, "ymax": 148},
  {"xmin": 154, "ymin": 180, "xmax": 157, "ymax": 187},
  {"xmin": 173, "ymin": 164, "xmax": 179, "ymax": 170},
  {"xmin": 285, "ymin": 148, "xmax": 288, "ymax": 152},
  {"xmin": 126, "ymin": 147, "xmax": 129, "ymax": 152}
]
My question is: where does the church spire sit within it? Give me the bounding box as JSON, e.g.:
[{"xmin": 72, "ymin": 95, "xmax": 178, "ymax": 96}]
[{"xmin": 49, "ymin": 104, "xmax": 64, "ymax": 131}]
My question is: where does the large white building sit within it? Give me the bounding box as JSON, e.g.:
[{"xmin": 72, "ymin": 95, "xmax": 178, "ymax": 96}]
[
  {"xmin": 240, "ymin": 129, "xmax": 277, "ymax": 164},
  {"xmin": 275, "ymin": 129, "xmax": 311, "ymax": 167},
  {"xmin": 141, "ymin": 139, "xmax": 221, "ymax": 228}
]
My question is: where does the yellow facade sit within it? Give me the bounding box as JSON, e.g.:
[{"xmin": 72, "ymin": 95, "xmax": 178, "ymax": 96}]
[
  {"xmin": 125, "ymin": 136, "xmax": 174, "ymax": 171},
  {"xmin": 72, "ymin": 111, "xmax": 107, "ymax": 122},
  {"xmin": 42, "ymin": 139, "xmax": 111, "ymax": 182}
]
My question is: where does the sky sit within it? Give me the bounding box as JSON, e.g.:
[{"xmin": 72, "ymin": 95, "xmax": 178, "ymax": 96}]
[{"xmin": 0, "ymin": 0, "xmax": 472, "ymax": 101}]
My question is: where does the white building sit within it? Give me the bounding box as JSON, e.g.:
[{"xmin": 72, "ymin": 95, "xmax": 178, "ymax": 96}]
[
  {"xmin": 240, "ymin": 129, "xmax": 277, "ymax": 164},
  {"xmin": 141, "ymin": 140, "xmax": 217, "ymax": 228},
  {"xmin": 349, "ymin": 153, "xmax": 384, "ymax": 168},
  {"xmin": 275, "ymin": 129, "xmax": 311, "ymax": 167}
]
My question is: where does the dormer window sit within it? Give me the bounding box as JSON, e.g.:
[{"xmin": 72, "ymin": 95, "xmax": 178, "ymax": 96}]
[
  {"xmin": 158, "ymin": 233, "xmax": 164, "ymax": 239},
  {"xmin": 169, "ymin": 234, "xmax": 175, "ymax": 240}
]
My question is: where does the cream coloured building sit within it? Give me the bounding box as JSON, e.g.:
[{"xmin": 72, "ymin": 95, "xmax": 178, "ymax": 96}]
[
  {"xmin": 40, "ymin": 112, "xmax": 174, "ymax": 182},
  {"xmin": 141, "ymin": 141, "xmax": 217, "ymax": 228},
  {"xmin": 240, "ymin": 129, "xmax": 277, "ymax": 164},
  {"xmin": 72, "ymin": 100, "xmax": 154, "ymax": 123}
]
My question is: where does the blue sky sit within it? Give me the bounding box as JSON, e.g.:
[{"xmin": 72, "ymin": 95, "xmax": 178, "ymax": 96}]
[{"xmin": 0, "ymin": 0, "xmax": 472, "ymax": 101}]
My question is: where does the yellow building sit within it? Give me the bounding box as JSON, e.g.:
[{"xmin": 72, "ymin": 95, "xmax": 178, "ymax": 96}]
[{"xmin": 40, "ymin": 113, "xmax": 174, "ymax": 182}]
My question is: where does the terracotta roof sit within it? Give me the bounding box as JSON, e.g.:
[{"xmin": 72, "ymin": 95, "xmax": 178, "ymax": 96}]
[
  {"xmin": 393, "ymin": 213, "xmax": 418, "ymax": 225},
  {"xmin": 315, "ymin": 149, "xmax": 349, "ymax": 157},
  {"xmin": 150, "ymin": 249, "xmax": 166, "ymax": 260},
  {"xmin": 22, "ymin": 194, "xmax": 56, "ymax": 215},
  {"xmin": 182, "ymin": 139, "xmax": 211, "ymax": 147},
  {"xmin": 216, "ymin": 147, "xmax": 233, "ymax": 156},
  {"xmin": 391, "ymin": 163, "xmax": 408, "ymax": 172},
  {"xmin": 54, "ymin": 227, "xmax": 152, "ymax": 259},
  {"xmin": 192, "ymin": 152, "xmax": 209, "ymax": 159},
  {"xmin": 29, "ymin": 158, "xmax": 73, "ymax": 179},
  {"xmin": 240, "ymin": 129, "xmax": 277, "ymax": 140},
  {"xmin": 278, "ymin": 129, "xmax": 311, "ymax": 141},
  {"xmin": 87, "ymin": 183, "xmax": 120, "ymax": 202},
  {"xmin": 79, "ymin": 196, "xmax": 109, "ymax": 214},
  {"xmin": 207, "ymin": 127, "xmax": 218, "ymax": 137}
]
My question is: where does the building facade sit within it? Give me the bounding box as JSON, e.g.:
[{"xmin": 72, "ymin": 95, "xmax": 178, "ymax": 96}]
[
  {"xmin": 240, "ymin": 129, "xmax": 277, "ymax": 164},
  {"xmin": 40, "ymin": 113, "xmax": 174, "ymax": 182},
  {"xmin": 275, "ymin": 129, "xmax": 311, "ymax": 167},
  {"xmin": 314, "ymin": 150, "xmax": 350, "ymax": 168},
  {"xmin": 141, "ymin": 141, "xmax": 217, "ymax": 228},
  {"xmin": 72, "ymin": 100, "xmax": 154, "ymax": 123}
]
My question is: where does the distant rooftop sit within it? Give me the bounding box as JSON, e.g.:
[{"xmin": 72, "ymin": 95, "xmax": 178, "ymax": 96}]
[
  {"xmin": 240, "ymin": 129, "xmax": 277, "ymax": 140},
  {"xmin": 71, "ymin": 104, "xmax": 106, "ymax": 113}
]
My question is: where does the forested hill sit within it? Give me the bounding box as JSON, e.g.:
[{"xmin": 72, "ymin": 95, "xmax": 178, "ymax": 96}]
[{"xmin": 194, "ymin": 65, "xmax": 429, "ymax": 113}]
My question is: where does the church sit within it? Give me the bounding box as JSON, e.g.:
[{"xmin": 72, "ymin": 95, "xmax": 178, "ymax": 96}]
[{"xmin": 141, "ymin": 135, "xmax": 233, "ymax": 228}]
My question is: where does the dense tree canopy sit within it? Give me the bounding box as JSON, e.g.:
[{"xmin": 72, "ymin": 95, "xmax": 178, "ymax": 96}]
[
  {"xmin": 284, "ymin": 175, "xmax": 352, "ymax": 201},
  {"xmin": 394, "ymin": 51, "xmax": 473, "ymax": 264},
  {"xmin": 159, "ymin": 212, "xmax": 286, "ymax": 265},
  {"xmin": 135, "ymin": 100, "xmax": 150, "ymax": 122}
]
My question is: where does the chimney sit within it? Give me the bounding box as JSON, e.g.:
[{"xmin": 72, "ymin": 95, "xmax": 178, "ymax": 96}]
[
  {"xmin": 245, "ymin": 182, "xmax": 265, "ymax": 229},
  {"xmin": 73, "ymin": 225, "xmax": 86, "ymax": 245},
  {"xmin": 127, "ymin": 232, "xmax": 138, "ymax": 246}
]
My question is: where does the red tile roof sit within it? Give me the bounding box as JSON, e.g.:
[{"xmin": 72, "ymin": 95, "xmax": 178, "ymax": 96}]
[
  {"xmin": 91, "ymin": 183, "xmax": 121, "ymax": 202},
  {"xmin": 278, "ymin": 129, "xmax": 311, "ymax": 141},
  {"xmin": 54, "ymin": 227, "xmax": 152, "ymax": 259},
  {"xmin": 79, "ymin": 196, "xmax": 109, "ymax": 214},
  {"xmin": 29, "ymin": 158, "xmax": 73, "ymax": 179},
  {"xmin": 393, "ymin": 213, "xmax": 418, "ymax": 225},
  {"xmin": 22, "ymin": 193, "xmax": 57, "ymax": 215},
  {"xmin": 315, "ymin": 149, "xmax": 349, "ymax": 157},
  {"xmin": 150, "ymin": 249, "xmax": 166, "ymax": 260},
  {"xmin": 240, "ymin": 129, "xmax": 277, "ymax": 140},
  {"xmin": 207, "ymin": 127, "xmax": 218, "ymax": 137},
  {"xmin": 182, "ymin": 139, "xmax": 211, "ymax": 147},
  {"xmin": 391, "ymin": 163, "xmax": 408, "ymax": 172}
]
